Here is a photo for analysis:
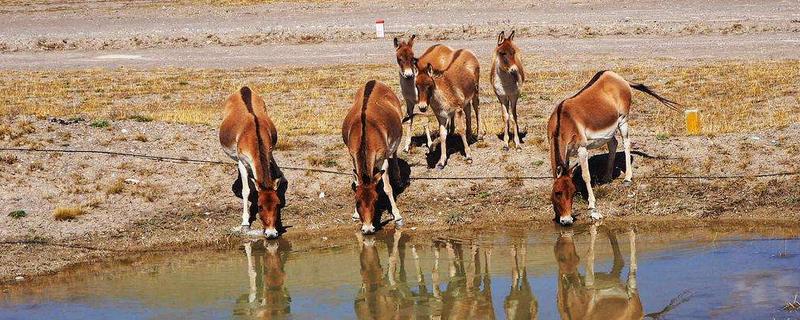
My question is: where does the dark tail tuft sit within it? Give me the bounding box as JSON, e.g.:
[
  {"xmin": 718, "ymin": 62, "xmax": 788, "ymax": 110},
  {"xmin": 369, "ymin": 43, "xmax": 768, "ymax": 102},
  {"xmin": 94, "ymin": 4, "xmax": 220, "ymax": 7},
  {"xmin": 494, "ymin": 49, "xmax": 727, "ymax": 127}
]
[
  {"xmin": 240, "ymin": 86, "xmax": 253, "ymax": 110},
  {"xmin": 629, "ymin": 82, "xmax": 681, "ymax": 111}
]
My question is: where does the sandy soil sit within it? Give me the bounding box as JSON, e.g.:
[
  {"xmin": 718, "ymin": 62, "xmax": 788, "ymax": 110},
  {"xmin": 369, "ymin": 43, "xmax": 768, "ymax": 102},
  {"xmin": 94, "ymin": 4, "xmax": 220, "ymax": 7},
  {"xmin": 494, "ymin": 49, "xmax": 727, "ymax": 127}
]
[{"xmin": 1, "ymin": 116, "xmax": 799, "ymax": 283}]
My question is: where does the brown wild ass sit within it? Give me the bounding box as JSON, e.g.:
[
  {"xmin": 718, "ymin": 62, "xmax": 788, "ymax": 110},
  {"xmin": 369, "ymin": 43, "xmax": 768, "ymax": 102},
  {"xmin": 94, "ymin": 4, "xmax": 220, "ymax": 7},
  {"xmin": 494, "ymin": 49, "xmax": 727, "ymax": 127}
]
[
  {"xmin": 342, "ymin": 80, "xmax": 404, "ymax": 234},
  {"xmin": 239, "ymin": 240, "xmax": 291, "ymax": 317},
  {"xmin": 548, "ymin": 70, "xmax": 680, "ymax": 225},
  {"xmin": 220, "ymin": 87, "xmax": 286, "ymax": 238},
  {"xmin": 415, "ymin": 49, "xmax": 481, "ymax": 169},
  {"xmin": 555, "ymin": 225, "xmax": 642, "ymax": 320},
  {"xmin": 394, "ymin": 35, "xmax": 457, "ymax": 152},
  {"xmin": 491, "ymin": 30, "xmax": 526, "ymax": 150}
]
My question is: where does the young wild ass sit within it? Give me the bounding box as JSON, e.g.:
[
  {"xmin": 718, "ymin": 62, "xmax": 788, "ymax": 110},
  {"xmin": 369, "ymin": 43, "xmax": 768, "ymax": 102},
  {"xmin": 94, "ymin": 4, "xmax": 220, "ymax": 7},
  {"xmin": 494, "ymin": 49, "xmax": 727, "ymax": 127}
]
[
  {"xmin": 342, "ymin": 80, "xmax": 404, "ymax": 234},
  {"xmin": 415, "ymin": 49, "xmax": 481, "ymax": 169},
  {"xmin": 548, "ymin": 70, "xmax": 680, "ymax": 225},
  {"xmin": 491, "ymin": 30, "xmax": 526, "ymax": 150},
  {"xmin": 220, "ymin": 87, "xmax": 286, "ymax": 238},
  {"xmin": 394, "ymin": 35, "xmax": 457, "ymax": 152}
]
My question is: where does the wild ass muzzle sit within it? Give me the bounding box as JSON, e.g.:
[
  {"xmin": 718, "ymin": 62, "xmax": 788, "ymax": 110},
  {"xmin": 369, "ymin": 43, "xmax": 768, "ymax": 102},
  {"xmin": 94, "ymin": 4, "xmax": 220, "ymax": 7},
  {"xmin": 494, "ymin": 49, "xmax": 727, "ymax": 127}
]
[
  {"xmin": 415, "ymin": 49, "xmax": 481, "ymax": 170},
  {"xmin": 342, "ymin": 80, "xmax": 404, "ymax": 234},
  {"xmin": 394, "ymin": 35, "xmax": 457, "ymax": 152},
  {"xmin": 219, "ymin": 86, "xmax": 286, "ymax": 239},
  {"xmin": 548, "ymin": 70, "xmax": 680, "ymax": 225},
  {"xmin": 491, "ymin": 30, "xmax": 526, "ymax": 150}
]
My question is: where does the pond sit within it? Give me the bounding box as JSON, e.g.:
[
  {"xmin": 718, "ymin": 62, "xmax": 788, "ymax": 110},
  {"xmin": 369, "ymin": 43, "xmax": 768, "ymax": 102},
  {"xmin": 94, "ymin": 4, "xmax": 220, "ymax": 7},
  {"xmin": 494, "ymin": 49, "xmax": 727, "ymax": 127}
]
[{"xmin": 1, "ymin": 225, "xmax": 799, "ymax": 319}]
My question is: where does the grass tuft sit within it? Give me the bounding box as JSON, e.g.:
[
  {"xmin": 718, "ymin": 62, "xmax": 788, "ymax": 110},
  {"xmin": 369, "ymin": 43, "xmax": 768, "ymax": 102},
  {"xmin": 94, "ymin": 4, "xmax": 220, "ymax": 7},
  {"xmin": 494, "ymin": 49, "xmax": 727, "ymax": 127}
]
[
  {"xmin": 8, "ymin": 210, "xmax": 26, "ymax": 219},
  {"xmin": 90, "ymin": 120, "xmax": 110, "ymax": 128},
  {"xmin": 53, "ymin": 207, "xmax": 86, "ymax": 221}
]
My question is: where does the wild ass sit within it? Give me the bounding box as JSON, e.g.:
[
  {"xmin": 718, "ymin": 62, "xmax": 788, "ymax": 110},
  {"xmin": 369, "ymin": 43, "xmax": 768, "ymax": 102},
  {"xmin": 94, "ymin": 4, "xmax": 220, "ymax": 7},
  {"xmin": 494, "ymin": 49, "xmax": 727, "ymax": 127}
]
[
  {"xmin": 548, "ymin": 70, "xmax": 680, "ymax": 225},
  {"xmin": 394, "ymin": 35, "xmax": 456, "ymax": 152},
  {"xmin": 491, "ymin": 30, "xmax": 526, "ymax": 150},
  {"xmin": 415, "ymin": 49, "xmax": 481, "ymax": 169},
  {"xmin": 220, "ymin": 87, "xmax": 286, "ymax": 238},
  {"xmin": 342, "ymin": 80, "xmax": 404, "ymax": 234}
]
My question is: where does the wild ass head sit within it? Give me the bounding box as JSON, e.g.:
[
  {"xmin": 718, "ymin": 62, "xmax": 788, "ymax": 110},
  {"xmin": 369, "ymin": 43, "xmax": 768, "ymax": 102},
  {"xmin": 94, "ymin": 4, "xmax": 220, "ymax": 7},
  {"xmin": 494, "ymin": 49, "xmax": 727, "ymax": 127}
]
[
  {"xmin": 552, "ymin": 165, "xmax": 577, "ymax": 226},
  {"xmin": 256, "ymin": 176, "xmax": 284, "ymax": 238},
  {"xmin": 414, "ymin": 63, "xmax": 437, "ymax": 113},
  {"xmin": 354, "ymin": 169, "xmax": 385, "ymax": 234},
  {"xmin": 393, "ymin": 35, "xmax": 418, "ymax": 79},
  {"xmin": 495, "ymin": 30, "xmax": 524, "ymax": 80}
]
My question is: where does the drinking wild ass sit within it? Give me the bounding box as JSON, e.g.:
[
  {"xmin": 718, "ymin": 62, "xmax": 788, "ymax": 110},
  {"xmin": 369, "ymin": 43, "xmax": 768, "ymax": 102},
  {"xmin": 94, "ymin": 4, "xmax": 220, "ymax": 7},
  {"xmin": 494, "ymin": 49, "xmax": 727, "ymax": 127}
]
[
  {"xmin": 342, "ymin": 80, "xmax": 404, "ymax": 234},
  {"xmin": 491, "ymin": 30, "xmax": 526, "ymax": 150},
  {"xmin": 220, "ymin": 87, "xmax": 286, "ymax": 238},
  {"xmin": 548, "ymin": 70, "xmax": 680, "ymax": 225},
  {"xmin": 394, "ymin": 35, "xmax": 456, "ymax": 152},
  {"xmin": 415, "ymin": 49, "xmax": 481, "ymax": 169}
]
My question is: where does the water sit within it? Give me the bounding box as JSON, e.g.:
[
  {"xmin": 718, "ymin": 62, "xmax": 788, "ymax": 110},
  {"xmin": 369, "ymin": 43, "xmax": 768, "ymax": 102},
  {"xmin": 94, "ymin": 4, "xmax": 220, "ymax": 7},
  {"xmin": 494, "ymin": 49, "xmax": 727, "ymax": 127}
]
[{"xmin": 1, "ymin": 225, "xmax": 799, "ymax": 320}]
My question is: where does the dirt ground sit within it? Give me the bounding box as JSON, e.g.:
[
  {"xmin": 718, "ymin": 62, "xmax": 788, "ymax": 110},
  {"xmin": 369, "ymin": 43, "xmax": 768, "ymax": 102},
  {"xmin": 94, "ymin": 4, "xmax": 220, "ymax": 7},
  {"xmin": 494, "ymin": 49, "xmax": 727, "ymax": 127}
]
[
  {"xmin": 1, "ymin": 116, "xmax": 799, "ymax": 284},
  {"xmin": 0, "ymin": 0, "xmax": 799, "ymax": 285}
]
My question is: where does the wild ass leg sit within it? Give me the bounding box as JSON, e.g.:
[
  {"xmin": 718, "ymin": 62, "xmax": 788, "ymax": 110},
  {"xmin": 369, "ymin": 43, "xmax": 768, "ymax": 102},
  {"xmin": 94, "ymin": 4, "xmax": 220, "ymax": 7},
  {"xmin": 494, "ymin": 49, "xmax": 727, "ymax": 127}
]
[
  {"xmin": 402, "ymin": 101, "xmax": 415, "ymax": 153},
  {"xmin": 579, "ymin": 147, "xmax": 603, "ymax": 220},
  {"xmin": 237, "ymin": 161, "xmax": 252, "ymax": 232},
  {"xmin": 456, "ymin": 110, "xmax": 472, "ymax": 163},
  {"xmin": 511, "ymin": 95, "xmax": 522, "ymax": 149},
  {"xmin": 619, "ymin": 121, "xmax": 633, "ymax": 186},
  {"xmin": 500, "ymin": 97, "xmax": 511, "ymax": 150},
  {"xmin": 464, "ymin": 100, "xmax": 474, "ymax": 143},
  {"xmin": 381, "ymin": 160, "xmax": 403, "ymax": 226},
  {"xmin": 423, "ymin": 116, "xmax": 433, "ymax": 149},
  {"xmin": 435, "ymin": 116, "xmax": 449, "ymax": 170},
  {"xmin": 605, "ymin": 137, "xmax": 618, "ymax": 183},
  {"xmin": 473, "ymin": 94, "xmax": 483, "ymax": 141}
]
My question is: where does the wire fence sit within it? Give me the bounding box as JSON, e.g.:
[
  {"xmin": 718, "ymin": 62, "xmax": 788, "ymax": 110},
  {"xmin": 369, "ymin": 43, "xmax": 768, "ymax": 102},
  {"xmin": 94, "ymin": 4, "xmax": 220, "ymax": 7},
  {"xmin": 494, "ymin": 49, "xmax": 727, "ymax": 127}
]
[{"xmin": 1, "ymin": 147, "xmax": 798, "ymax": 181}]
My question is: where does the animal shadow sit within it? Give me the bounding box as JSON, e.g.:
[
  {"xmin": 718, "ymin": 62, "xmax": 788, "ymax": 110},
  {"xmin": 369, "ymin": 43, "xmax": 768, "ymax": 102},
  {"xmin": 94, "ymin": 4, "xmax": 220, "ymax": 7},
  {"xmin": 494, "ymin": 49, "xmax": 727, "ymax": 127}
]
[
  {"xmin": 572, "ymin": 151, "xmax": 633, "ymax": 200},
  {"xmin": 375, "ymin": 159, "xmax": 412, "ymax": 229},
  {"xmin": 495, "ymin": 129, "xmax": 528, "ymax": 145},
  {"xmin": 424, "ymin": 134, "xmax": 471, "ymax": 168}
]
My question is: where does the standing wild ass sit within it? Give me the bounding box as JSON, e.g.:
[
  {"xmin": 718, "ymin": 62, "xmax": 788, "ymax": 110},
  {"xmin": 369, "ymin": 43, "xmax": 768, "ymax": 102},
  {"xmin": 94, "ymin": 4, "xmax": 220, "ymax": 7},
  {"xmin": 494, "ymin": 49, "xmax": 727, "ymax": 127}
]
[
  {"xmin": 548, "ymin": 71, "xmax": 680, "ymax": 225},
  {"xmin": 342, "ymin": 80, "xmax": 404, "ymax": 234},
  {"xmin": 415, "ymin": 49, "xmax": 481, "ymax": 169},
  {"xmin": 394, "ymin": 35, "xmax": 456, "ymax": 152},
  {"xmin": 491, "ymin": 30, "xmax": 526, "ymax": 150},
  {"xmin": 220, "ymin": 87, "xmax": 286, "ymax": 238}
]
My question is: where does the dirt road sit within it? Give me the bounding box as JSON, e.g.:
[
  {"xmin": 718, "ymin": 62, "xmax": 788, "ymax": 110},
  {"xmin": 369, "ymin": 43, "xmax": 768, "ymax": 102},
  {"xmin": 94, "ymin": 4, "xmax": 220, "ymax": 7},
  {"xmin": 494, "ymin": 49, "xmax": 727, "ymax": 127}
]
[{"xmin": 1, "ymin": 0, "xmax": 798, "ymax": 69}]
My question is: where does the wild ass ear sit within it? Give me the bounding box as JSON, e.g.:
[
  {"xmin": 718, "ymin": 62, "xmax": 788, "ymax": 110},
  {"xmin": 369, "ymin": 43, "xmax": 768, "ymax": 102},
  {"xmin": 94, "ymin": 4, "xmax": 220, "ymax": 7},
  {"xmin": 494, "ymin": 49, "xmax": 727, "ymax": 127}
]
[
  {"xmin": 272, "ymin": 176, "xmax": 285, "ymax": 191},
  {"xmin": 508, "ymin": 30, "xmax": 515, "ymax": 41},
  {"xmin": 555, "ymin": 165, "xmax": 564, "ymax": 177},
  {"xmin": 426, "ymin": 63, "xmax": 434, "ymax": 77},
  {"xmin": 373, "ymin": 170, "xmax": 385, "ymax": 182},
  {"xmin": 497, "ymin": 31, "xmax": 505, "ymax": 45},
  {"xmin": 408, "ymin": 34, "xmax": 416, "ymax": 46},
  {"xmin": 393, "ymin": 37, "xmax": 400, "ymax": 48},
  {"xmin": 352, "ymin": 169, "xmax": 360, "ymax": 185}
]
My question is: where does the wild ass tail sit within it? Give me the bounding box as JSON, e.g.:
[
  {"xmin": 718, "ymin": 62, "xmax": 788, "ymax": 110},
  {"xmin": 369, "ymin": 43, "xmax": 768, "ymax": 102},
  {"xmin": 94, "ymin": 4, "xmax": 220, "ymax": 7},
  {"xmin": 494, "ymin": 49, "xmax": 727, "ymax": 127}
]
[
  {"xmin": 357, "ymin": 80, "xmax": 377, "ymax": 181},
  {"xmin": 628, "ymin": 81, "xmax": 681, "ymax": 111}
]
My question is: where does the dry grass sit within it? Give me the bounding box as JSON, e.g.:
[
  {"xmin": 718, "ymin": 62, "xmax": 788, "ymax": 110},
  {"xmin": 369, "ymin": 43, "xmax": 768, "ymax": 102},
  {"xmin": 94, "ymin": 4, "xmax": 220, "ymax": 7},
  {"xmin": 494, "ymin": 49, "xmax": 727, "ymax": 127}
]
[
  {"xmin": 106, "ymin": 178, "xmax": 125, "ymax": 195},
  {"xmin": 0, "ymin": 60, "xmax": 797, "ymax": 137},
  {"xmin": 53, "ymin": 206, "xmax": 86, "ymax": 221}
]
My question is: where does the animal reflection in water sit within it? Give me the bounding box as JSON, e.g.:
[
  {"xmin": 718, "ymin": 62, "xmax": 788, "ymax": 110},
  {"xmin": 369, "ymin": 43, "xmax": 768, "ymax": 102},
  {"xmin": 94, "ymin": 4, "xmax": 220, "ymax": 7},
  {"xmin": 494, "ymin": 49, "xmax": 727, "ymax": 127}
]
[
  {"xmin": 236, "ymin": 240, "xmax": 291, "ymax": 319},
  {"xmin": 555, "ymin": 225, "xmax": 642, "ymax": 320},
  {"xmin": 353, "ymin": 232, "xmax": 535, "ymax": 319}
]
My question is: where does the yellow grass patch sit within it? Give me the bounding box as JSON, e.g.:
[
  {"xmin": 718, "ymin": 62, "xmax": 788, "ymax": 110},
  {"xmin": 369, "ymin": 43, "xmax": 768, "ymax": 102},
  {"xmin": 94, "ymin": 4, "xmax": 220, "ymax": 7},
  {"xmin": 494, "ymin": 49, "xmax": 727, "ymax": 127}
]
[
  {"xmin": 0, "ymin": 60, "xmax": 797, "ymax": 136},
  {"xmin": 53, "ymin": 206, "xmax": 86, "ymax": 221}
]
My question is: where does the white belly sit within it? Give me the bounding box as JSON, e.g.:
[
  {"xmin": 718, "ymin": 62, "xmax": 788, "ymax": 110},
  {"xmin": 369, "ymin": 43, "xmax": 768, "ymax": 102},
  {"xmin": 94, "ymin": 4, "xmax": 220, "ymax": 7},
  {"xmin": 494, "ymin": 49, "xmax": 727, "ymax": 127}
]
[{"xmin": 584, "ymin": 122, "xmax": 619, "ymax": 150}]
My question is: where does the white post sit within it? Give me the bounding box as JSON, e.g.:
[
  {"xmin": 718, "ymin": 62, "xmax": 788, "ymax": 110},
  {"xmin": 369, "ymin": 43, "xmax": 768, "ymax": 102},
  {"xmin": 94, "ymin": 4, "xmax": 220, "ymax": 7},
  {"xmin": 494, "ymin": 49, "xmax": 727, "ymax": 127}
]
[{"xmin": 375, "ymin": 19, "xmax": 385, "ymax": 38}]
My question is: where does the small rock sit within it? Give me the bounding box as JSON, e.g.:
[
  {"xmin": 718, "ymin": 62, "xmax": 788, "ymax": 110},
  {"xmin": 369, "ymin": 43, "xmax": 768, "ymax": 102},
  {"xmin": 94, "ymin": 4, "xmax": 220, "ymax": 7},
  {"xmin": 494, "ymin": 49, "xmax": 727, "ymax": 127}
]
[
  {"xmin": 410, "ymin": 227, "xmax": 418, "ymax": 231},
  {"xmin": 750, "ymin": 135, "xmax": 761, "ymax": 141},
  {"xmin": 121, "ymin": 129, "xmax": 129, "ymax": 134},
  {"xmin": 322, "ymin": 236, "xmax": 328, "ymax": 241},
  {"xmin": 124, "ymin": 178, "xmax": 140, "ymax": 184},
  {"xmin": 14, "ymin": 276, "xmax": 24, "ymax": 282},
  {"xmin": 319, "ymin": 192, "xmax": 325, "ymax": 199}
]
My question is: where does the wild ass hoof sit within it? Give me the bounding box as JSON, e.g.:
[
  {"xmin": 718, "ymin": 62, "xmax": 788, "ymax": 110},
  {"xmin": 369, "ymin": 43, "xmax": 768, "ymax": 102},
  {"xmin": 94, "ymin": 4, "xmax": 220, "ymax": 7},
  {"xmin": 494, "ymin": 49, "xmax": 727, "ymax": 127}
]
[
  {"xmin": 239, "ymin": 225, "xmax": 251, "ymax": 234},
  {"xmin": 514, "ymin": 144, "xmax": 523, "ymax": 151},
  {"xmin": 351, "ymin": 210, "xmax": 360, "ymax": 222},
  {"xmin": 623, "ymin": 180, "xmax": 633, "ymax": 187},
  {"xmin": 435, "ymin": 163, "xmax": 446, "ymax": 170},
  {"xmin": 589, "ymin": 209, "xmax": 604, "ymax": 221},
  {"xmin": 394, "ymin": 217, "xmax": 404, "ymax": 228},
  {"xmin": 502, "ymin": 145, "xmax": 510, "ymax": 151},
  {"xmin": 465, "ymin": 157, "xmax": 473, "ymax": 164}
]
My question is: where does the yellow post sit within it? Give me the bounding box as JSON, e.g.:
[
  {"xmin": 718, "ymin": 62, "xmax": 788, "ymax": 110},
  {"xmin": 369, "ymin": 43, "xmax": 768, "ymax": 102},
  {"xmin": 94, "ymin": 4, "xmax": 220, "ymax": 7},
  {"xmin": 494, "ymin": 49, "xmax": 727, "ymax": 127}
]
[{"xmin": 685, "ymin": 109, "xmax": 701, "ymax": 135}]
